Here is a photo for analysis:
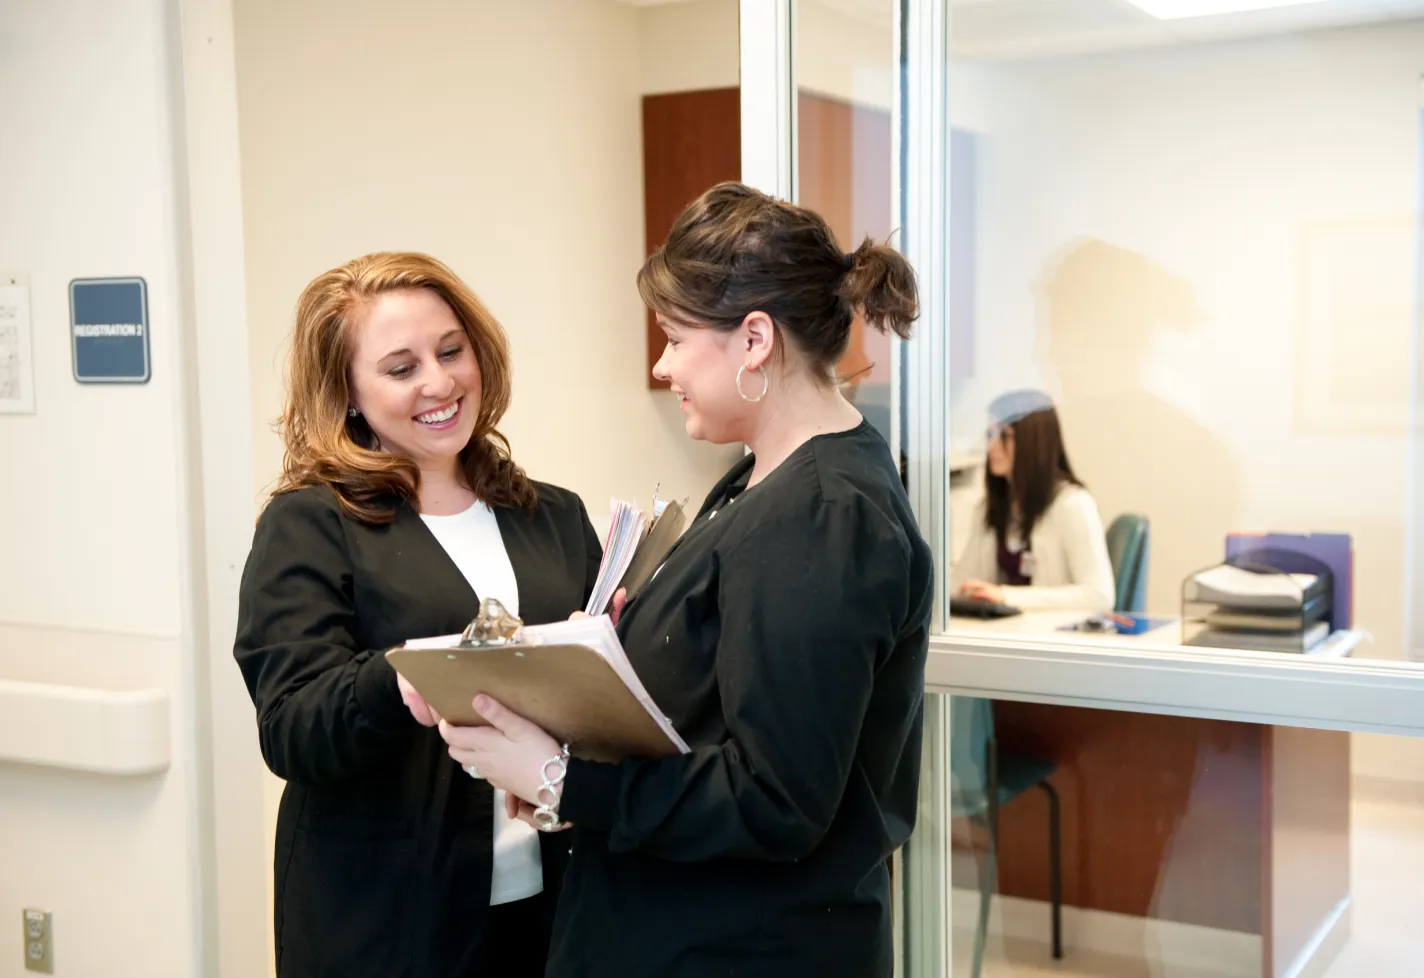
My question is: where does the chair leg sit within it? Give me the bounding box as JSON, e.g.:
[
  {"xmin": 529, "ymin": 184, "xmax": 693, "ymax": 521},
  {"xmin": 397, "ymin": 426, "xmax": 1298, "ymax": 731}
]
[
  {"xmin": 971, "ymin": 740, "xmax": 1001, "ymax": 978},
  {"xmin": 1036, "ymin": 780, "xmax": 1063, "ymax": 960},
  {"xmin": 972, "ymin": 829, "xmax": 997, "ymax": 978},
  {"xmin": 986, "ymin": 739, "xmax": 1001, "ymax": 853}
]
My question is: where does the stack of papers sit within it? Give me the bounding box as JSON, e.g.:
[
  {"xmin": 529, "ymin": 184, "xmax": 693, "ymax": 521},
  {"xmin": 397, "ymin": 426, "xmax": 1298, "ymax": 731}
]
[
  {"xmin": 1183, "ymin": 563, "xmax": 1333, "ymax": 654},
  {"xmin": 584, "ymin": 493, "xmax": 688, "ymax": 616},
  {"xmin": 1188, "ymin": 620, "xmax": 1330, "ymax": 654},
  {"xmin": 586, "ymin": 499, "xmax": 647, "ymax": 616},
  {"xmin": 1184, "ymin": 565, "xmax": 1319, "ymax": 611},
  {"xmin": 516, "ymin": 615, "xmax": 690, "ymax": 752}
]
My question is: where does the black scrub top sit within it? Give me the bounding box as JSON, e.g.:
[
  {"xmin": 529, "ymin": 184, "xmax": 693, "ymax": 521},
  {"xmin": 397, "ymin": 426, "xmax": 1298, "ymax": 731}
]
[{"xmin": 551, "ymin": 420, "xmax": 935, "ymax": 978}]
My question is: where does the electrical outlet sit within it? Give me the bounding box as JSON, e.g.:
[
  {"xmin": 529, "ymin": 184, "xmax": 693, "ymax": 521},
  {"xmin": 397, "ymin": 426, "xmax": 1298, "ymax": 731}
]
[{"xmin": 21, "ymin": 909, "xmax": 51, "ymax": 974}]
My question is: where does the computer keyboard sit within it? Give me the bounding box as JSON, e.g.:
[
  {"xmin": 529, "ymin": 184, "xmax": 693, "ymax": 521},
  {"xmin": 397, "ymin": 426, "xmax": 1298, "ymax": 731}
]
[{"xmin": 949, "ymin": 596, "xmax": 1022, "ymax": 619}]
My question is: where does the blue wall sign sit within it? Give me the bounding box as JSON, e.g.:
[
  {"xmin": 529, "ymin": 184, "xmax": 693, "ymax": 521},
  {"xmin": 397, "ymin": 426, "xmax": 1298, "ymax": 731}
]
[{"xmin": 70, "ymin": 278, "xmax": 150, "ymax": 383}]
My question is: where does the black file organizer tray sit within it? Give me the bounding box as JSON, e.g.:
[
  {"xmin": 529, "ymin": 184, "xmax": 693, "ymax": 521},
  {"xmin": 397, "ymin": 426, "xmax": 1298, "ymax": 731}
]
[{"xmin": 1181, "ymin": 550, "xmax": 1334, "ymax": 654}]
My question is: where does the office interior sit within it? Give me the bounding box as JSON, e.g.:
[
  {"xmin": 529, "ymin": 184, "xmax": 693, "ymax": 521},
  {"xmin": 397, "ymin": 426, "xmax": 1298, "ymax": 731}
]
[
  {"xmin": 3, "ymin": 1, "xmax": 1424, "ymax": 977},
  {"xmin": 937, "ymin": 2, "xmax": 1424, "ymax": 976}
]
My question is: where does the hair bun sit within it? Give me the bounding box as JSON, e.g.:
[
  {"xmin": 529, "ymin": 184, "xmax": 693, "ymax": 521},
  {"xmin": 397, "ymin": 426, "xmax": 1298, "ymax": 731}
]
[
  {"xmin": 839, "ymin": 238, "xmax": 919, "ymax": 340},
  {"xmin": 635, "ymin": 182, "xmax": 920, "ymax": 381}
]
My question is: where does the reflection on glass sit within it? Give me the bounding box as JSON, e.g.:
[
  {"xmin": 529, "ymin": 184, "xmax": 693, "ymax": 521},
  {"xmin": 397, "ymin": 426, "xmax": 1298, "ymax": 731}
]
[
  {"xmin": 951, "ymin": 699, "xmax": 1424, "ymax": 978},
  {"xmin": 944, "ymin": 7, "xmax": 1424, "ymax": 675},
  {"xmin": 795, "ymin": 0, "xmax": 896, "ymax": 443}
]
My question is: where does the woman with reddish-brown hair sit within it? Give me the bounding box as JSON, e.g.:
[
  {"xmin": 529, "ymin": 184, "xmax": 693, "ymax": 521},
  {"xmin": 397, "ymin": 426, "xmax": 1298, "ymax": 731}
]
[{"xmin": 234, "ymin": 251, "xmax": 600, "ymax": 978}]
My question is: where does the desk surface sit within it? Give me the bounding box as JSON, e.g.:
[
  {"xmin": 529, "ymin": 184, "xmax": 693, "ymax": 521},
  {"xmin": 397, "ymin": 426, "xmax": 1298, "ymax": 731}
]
[{"xmin": 947, "ymin": 611, "xmax": 1362, "ymax": 659}]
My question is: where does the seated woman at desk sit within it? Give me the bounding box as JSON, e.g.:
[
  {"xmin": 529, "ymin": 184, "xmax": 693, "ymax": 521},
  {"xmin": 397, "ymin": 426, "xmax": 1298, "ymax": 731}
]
[{"xmin": 953, "ymin": 389, "xmax": 1115, "ymax": 612}]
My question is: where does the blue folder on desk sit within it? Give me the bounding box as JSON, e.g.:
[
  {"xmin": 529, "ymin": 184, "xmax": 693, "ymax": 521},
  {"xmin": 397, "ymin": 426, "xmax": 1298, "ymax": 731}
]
[{"xmin": 1058, "ymin": 613, "xmax": 1173, "ymax": 636}]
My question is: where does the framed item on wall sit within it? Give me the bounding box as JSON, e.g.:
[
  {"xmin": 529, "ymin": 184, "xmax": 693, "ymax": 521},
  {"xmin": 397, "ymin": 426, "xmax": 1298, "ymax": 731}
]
[{"xmin": 0, "ymin": 275, "xmax": 36, "ymax": 414}]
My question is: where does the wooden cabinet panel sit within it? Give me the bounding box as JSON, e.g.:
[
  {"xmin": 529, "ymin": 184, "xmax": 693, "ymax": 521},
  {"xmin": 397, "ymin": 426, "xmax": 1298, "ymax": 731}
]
[
  {"xmin": 640, "ymin": 88, "xmax": 741, "ymax": 389},
  {"xmin": 798, "ymin": 91, "xmax": 894, "ymax": 391},
  {"xmin": 639, "ymin": 88, "xmax": 895, "ymax": 391},
  {"xmin": 971, "ymin": 702, "xmax": 1266, "ymax": 933}
]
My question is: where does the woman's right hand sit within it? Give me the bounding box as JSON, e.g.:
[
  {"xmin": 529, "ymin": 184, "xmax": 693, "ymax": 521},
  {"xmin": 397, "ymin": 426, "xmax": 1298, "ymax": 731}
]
[
  {"xmin": 397, "ymin": 672, "xmax": 440, "ymax": 727},
  {"xmin": 568, "ymin": 588, "xmax": 627, "ymax": 626}
]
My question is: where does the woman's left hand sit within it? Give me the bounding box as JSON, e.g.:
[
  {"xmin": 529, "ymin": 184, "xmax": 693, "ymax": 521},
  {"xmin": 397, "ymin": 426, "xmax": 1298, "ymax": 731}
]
[
  {"xmin": 397, "ymin": 673, "xmax": 441, "ymax": 727},
  {"xmin": 505, "ymin": 791, "xmax": 574, "ymax": 832},
  {"xmin": 440, "ymin": 695, "xmax": 564, "ymax": 806}
]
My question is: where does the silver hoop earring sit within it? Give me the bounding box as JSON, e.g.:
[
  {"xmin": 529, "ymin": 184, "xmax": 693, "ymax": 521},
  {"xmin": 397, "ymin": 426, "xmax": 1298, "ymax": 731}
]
[{"xmin": 736, "ymin": 363, "xmax": 768, "ymax": 403}]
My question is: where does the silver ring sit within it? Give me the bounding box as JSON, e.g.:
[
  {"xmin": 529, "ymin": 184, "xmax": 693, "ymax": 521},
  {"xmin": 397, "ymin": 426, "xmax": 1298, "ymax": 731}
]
[{"xmin": 464, "ymin": 764, "xmax": 483, "ymax": 780}]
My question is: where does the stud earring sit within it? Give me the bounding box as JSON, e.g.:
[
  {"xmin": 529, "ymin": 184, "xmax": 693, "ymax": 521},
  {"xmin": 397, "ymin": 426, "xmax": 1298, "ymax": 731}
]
[{"xmin": 348, "ymin": 407, "xmax": 359, "ymax": 418}]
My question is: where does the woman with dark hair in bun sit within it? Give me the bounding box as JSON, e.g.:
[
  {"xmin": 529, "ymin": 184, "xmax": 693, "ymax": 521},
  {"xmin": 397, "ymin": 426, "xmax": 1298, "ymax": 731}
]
[{"xmin": 435, "ymin": 182, "xmax": 934, "ymax": 978}]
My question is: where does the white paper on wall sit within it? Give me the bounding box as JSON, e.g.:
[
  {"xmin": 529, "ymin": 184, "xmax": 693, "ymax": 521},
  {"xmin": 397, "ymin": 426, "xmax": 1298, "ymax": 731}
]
[{"xmin": 0, "ymin": 277, "xmax": 35, "ymax": 414}]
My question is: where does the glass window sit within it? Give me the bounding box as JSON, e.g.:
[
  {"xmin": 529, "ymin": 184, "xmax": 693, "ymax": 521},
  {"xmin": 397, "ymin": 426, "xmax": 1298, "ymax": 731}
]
[
  {"xmin": 940, "ymin": 5, "xmax": 1424, "ymax": 679},
  {"xmin": 948, "ymin": 696, "xmax": 1424, "ymax": 978},
  {"xmin": 890, "ymin": 4, "xmax": 1424, "ymax": 975},
  {"xmin": 796, "ymin": 0, "xmax": 899, "ymax": 446}
]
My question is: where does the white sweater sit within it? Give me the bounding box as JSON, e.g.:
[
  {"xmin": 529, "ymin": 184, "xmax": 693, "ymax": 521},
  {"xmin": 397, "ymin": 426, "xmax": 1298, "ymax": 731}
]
[{"xmin": 951, "ymin": 484, "xmax": 1116, "ymax": 612}]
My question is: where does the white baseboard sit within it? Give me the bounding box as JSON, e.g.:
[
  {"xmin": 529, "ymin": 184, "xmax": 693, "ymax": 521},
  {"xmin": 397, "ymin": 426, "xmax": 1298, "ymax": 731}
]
[
  {"xmin": 951, "ymin": 888, "xmax": 1260, "ymax": 977},
  {"xmin": 1282, "ymin": 896, "xmax": 1351, "ymax": 978}
]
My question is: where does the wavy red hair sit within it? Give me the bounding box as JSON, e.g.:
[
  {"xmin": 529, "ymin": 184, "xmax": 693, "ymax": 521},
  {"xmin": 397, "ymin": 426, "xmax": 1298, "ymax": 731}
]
[{"xmin": 274, "ymin": 252, "xmax": 535, "ymax": 523}]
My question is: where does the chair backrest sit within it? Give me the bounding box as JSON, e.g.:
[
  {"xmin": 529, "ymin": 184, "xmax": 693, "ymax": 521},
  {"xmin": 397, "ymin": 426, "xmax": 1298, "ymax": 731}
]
[
  {"xmin": 949, "ymin": 696, "xmax": 994, "ymax": 817},
  {"xmin": 1106, "ymin": 513, "xmax": 1150, "ymax": 613}
]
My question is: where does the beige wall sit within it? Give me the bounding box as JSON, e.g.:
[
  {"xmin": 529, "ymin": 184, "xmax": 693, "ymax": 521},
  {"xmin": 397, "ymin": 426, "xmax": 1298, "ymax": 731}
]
[
  {"xmin": 237, "ymin": 0, "xmax": 739, "ymax": 518},
  {"xmin": 639, "ymin": 0, "xmax": 740, "ymax": 93},
  {"xmin": 798, "ymin": 0, "xmax": 895, "ymax": 110},
  {"xmin": 949, "ymin": 21, "xmax": 1424, "ymax": 777},
  {"xmin": 0, "ymin": 1, "xmax": 214, "ymax": 976},
  {"xmin": 637, "ymin": 0, "xmax": 894, "ymax": 107}
]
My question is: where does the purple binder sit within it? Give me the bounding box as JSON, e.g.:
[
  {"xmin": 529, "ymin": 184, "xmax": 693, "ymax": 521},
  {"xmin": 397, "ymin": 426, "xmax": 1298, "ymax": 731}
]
[{"xmin": 1224, "ymin": 533, "xmax": 1353, "ymax": 632}]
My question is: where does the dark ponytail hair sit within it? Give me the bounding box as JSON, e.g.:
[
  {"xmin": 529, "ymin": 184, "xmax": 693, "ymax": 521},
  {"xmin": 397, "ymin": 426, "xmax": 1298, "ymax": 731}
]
[
  {"xmin": 840, "ymin": 236, "xmax": 919, "ymax": 343},
  {"xmin": 637, "ymin": 182, "xmax": 918, "ymax": 381}
]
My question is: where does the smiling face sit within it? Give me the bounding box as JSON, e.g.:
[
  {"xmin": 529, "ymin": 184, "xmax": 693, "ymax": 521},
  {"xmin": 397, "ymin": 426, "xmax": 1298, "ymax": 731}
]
[
  {"xmin": 651, "ymin": 315, "xmax": 761, "ymax": 444},
  {"xmin": 347, "ymin": 288, "xmax": 482, "ymax": 473}
]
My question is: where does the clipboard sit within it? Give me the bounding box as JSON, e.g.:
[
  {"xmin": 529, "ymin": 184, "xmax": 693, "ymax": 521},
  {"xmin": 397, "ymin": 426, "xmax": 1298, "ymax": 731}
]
[
  {"xmin": 617, "ymin": 497, "xmax": 685, "ymax": 597},
  {"xmin": 586, "ymin": 494, "xmax": 687, "ymax": 615},
  {"xmin": 385, "ymin": 599, "xmax": 688, "ymax": 762}
]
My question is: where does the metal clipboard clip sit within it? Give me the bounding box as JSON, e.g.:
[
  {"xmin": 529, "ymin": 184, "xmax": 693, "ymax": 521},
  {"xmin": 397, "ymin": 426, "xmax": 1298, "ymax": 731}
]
[{"xmin": 458, "ymin": 597, "xmax": 524, "ymax": 648}]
